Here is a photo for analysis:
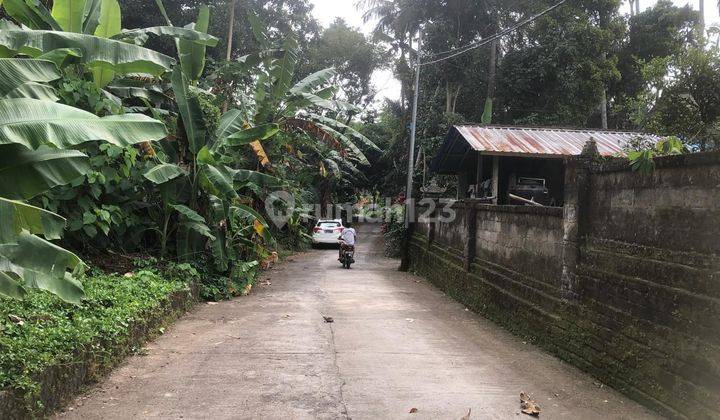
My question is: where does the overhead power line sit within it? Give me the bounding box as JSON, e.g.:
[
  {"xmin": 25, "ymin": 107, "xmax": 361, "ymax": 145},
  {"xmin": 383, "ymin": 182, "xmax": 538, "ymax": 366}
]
[{"xmin": 421, "ymin": 0, "xmax": 568, "ymax": 67}]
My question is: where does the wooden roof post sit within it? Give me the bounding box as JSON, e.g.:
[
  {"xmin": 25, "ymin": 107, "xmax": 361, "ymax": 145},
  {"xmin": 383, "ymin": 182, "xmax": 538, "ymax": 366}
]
[{"xmin": 492, "ymin": 156, "xmax": 500, "ymax": 204}]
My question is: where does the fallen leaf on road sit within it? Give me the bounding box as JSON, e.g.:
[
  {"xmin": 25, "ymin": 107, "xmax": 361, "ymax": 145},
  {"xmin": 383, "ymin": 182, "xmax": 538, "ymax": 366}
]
[
  {"xmin": 460, "ymin": 408, "xmax": 471, "ymax": 419},
  {"xmin": 406, "ymin": 318, "xmax": 414, "ymax": 323},
  {"xmin": 207, "ymin": 302, "xmax": 218, "ymax": 305},
  {"xmin": 520, "ymin": 392, "xmax": 541, "ymax": 416},
  {"xmin": 242, "ymin": 283, "xmax": 252, "ymax": 295},
  {"xmin": 323, "ymin": 316, "xmax": 334, "ymax": 323},
  {"xmin": 409, "ymin": 408, "xmax": 418, "ymax": 413},
  {"xmin": 260, "ymin": 280, "xmax": 272, "ymax": 286}
]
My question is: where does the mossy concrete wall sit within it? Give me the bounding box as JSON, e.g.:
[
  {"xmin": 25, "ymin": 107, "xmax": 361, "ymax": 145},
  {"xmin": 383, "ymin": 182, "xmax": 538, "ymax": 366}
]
[{"xmin": 409, "ymin": 151, "xmax": 720, "ymax": 419}]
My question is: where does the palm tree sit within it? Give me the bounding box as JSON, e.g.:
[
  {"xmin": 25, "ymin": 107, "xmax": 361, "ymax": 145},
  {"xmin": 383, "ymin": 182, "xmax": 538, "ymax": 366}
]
[{"xmin": 357, "ymin": 0, "xmax": 426, "ymax": 110}]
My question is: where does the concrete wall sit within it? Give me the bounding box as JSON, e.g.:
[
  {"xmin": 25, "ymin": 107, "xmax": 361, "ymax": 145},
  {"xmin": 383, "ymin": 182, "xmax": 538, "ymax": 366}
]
[{"xmin": 408, "ymin": 151, "xmax": 720, "ymax": 419}]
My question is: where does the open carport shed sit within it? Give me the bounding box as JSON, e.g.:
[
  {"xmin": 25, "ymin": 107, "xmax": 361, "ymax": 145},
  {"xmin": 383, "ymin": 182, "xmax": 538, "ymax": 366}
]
[{"xmin": 431, "ymin": 125, "xmax": 656, "ymax": 205}]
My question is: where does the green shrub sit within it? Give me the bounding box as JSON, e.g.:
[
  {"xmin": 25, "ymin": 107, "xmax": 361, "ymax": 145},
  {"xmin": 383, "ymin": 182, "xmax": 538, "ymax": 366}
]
[{"xmin": 0, "ymin": 265, "xmax": 194, "ymax": 408}]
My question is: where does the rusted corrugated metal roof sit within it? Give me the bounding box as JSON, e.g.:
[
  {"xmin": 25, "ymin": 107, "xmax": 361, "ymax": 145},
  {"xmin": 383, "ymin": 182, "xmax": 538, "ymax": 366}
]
[{"xmin": 454, "ymin": 125, "xmax": 652, "ymax": 157}]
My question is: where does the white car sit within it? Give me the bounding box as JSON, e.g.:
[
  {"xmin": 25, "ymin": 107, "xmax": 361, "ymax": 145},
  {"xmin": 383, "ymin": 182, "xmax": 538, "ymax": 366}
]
[{"xmin": 312, "ymin": 219, "xmax": 344, "ymax": 245}]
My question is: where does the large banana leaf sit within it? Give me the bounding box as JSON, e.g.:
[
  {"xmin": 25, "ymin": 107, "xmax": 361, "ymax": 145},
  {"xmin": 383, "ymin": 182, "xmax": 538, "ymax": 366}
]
[
  {"xmin": 286, "ymin": 117, "xmax": 369, "ymax": 165},
  {"xmin": 0, "ymin": 145, "xmax": 90, "ymax": 200},
  {"xmin": 0, "ymin": 98, "xmax": 167, "ymax": 150},
  {"xmin": 0, "ymin": 58, "xmax": 60, "ymax": 97},
  {"xmin": 199, "ymin": 164, "xmax": 238, "ymax": 200},
  {"xmin": 51, "ymin": 0, "xmax": 86, "ymax": 32},
  {"xmin": 143, "ymin": 163, "xmax": 187, "ymax": 185},
  {"xmin": 313, "ymin": 121, "xmax": 368, "ymax": 164},
  {"xmin": 233, "ymin": 169, "xmax": 283, "ymax": 188},
  {"xmin": 116, "ymin": 26, "xmax": 218, "ymax": 46},
  {"xmin": 232, "ymin": 204, "xmax": 274, "ymax": 246},
  {"xmin": 224, "ymin": 124, "xmax": 279, "ymax": 147},
  {"xmin": 37, "ymin": 47, "xmax": 82, "ymax": 66},
  {"xmin": 0, "ymin": 30, "xmax": 174, "ymax": 76},
  {"xmin": 170, "ymin": 204, "xmax": 205, "ymax": 223},
  {"xmin": 247, "ymin": 10, "xmax": 269, "ymax": 49},
  {"xmin": 270, "ymin": 34, "xmax": 298, "ymax": 102},
  {"xmin": 152, "ymin": 0, "xmax": 173, "ymax": 26},
  {"xmin": 307, "ymin": 113, "xmax": 380, "ymax": 152},
  {"xmin": 5, "ymin": 82, "xmax": 59, "ymax": 101},
  {"xmin": 2, "ymin": 0, "xmax": 61, "ymax": 30},
  {"xmin": 0, "ymin": 231, "xmax": 84, "ymax": 304},
  {"xmin": 91, "ymin": 0, "xmax": 121, "ymax": 88},
  {"xmin": 284, "ymin": 92, "xmax": 337, "ymax": 116},
  {"xmin": 289, "ymin": 67, "xmax": 336, "ymax": 96},
  {"xmin": 215, "ymin": 109, "xmax": 245, "ymax": 142},
  {"xmin": 0, "ymin": 197, "xmax": 66, "ymax": 242},
  {"xmin": 94, "ymin": 0, "xmax": 120, "ymax": 39},
  {"xmin": 235, "ymin": 49, "xmax": 284, "ymax": 69},
  {"xmin": 81, "ymin": 0, "xmax": 102, "ymax": 34},
  {"xmin": 107, "ymin": 85, "xmax": 169, "ymax": 103},
  {"xmin": 171, "ymin": 204, "xmax": 215, "ymax": 240},
  {"xmin": 171, "ymin": 67, "xmax": 206, "ymax": 154},
  {"xmin": 0, "ymin": 268, "xmax": 25, "ymax": 299},
  {"xmin": 178, "ymin": 5, "xmax": 210, "ymax": 82}
]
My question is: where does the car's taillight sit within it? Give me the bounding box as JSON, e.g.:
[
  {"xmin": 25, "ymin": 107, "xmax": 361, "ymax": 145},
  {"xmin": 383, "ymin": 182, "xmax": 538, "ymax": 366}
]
[
  {"xmin": 313, "ymin": 227, "xmax": 322, "ymax": 233},
  {"xmin": 335, "ymin": 227, "xmax": 344, "ymax": 232}
]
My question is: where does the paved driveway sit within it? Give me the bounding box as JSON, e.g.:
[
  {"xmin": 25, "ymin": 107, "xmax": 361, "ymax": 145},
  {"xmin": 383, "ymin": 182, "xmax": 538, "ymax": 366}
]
[{"xmin": 58, "ymin": 224, "xmax": 659, "ymax": 419}]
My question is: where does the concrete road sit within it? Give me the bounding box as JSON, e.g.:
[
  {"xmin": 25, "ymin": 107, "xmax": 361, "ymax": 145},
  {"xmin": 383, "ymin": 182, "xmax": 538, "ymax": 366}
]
[{"xmin": 58, "ymin": 224, "xmax": 659, "ymax": 420}]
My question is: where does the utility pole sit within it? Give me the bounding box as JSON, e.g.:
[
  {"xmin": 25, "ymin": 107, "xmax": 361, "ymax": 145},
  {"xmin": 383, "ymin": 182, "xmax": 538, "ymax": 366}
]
[{"xmin": 404, "ymin": 30, "xmax": 422, "ymax": 227}]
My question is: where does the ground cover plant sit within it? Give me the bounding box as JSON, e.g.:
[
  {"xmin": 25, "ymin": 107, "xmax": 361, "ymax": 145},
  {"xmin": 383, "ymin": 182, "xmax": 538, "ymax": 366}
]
[{"xmin": 0, "ymin": 263, "xmax": 197, "ymax": 414}]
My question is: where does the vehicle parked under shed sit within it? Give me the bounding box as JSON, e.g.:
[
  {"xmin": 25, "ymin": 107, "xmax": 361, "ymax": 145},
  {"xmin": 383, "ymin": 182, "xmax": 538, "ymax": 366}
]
[{"xmin": 431, "ymin": 125, "xmax": 658, "ymax": 206}]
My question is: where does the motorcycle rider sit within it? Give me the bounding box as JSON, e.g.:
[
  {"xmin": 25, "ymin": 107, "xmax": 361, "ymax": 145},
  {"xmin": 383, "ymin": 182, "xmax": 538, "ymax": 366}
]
[{"xmin": 338, "ymin": 221, "xmax": 357, "ymax": 261}]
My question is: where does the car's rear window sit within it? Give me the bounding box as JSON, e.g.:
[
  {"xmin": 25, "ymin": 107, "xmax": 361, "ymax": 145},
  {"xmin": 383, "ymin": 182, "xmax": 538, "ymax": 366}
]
[{"xmin": 318, "ymin": 222, "xmax": 340, "ymax": 228}]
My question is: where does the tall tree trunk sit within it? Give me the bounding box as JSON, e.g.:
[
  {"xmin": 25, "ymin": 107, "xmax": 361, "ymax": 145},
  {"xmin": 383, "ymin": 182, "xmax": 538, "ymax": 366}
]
[
  {"xmin": 636, "ymin": 0, "xmax": 640, "ymax": 15},
  {"xmin": 225, "ymin": 0, "xmax": 235, "ymax": 61},
  {"xmin": 446, "ymin": 81, "xmax": 453, "ymax": 114},
  {"xmin": 481, "ymin": 39, "xmax": 498, "ymax": 124},
  {"xmin": 452, "ymin": 84, "xmax": 461, "ymax": 113},
  {"xmin": 699, "ymin": 0, "xmax": 705, "ymax": 38},
  {"xmin": 222, "ymin": 0, "xmax": 236, "ymax": 114},
  {"xmin": 600, "ymin": 88, "xmax": 608, "ymax": 129},
  {"xmin": 629, "ymin": 0, "xmax": 635, "ymax": 17},
  {"xmin": 486, "ymin": 39, "xmax": 498, "ymax": 101}
]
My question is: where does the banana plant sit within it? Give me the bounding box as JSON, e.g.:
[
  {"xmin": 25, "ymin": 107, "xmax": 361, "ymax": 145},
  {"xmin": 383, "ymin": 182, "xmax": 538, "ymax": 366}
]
[
  {"xmin": 0, "ymin": 57, "xmax": 62, "ymax": 100},
  {"xmin": 132, "ymin": 2, "xmax": 279, "ymax": 272},
  {"xmin": 0, "ymin": 0, "xmax": 218, "ymax": 88},
  {"xmin": 0, "ymin": 64, "xmax": 168, "ymax": 302},
  {"xmin": 217, "ymin": 13, "xmax": 380, "ymax": 170}
]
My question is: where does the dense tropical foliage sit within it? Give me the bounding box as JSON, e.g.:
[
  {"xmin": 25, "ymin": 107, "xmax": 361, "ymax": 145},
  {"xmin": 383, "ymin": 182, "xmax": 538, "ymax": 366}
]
[
  {"xmin": 357, "ymin": 0, "xmax": 720, "ymax": 194},
  {"xmin": 0, "ymin": 0, "xmax": 377, "ymax": 303},
  {"xmin": 1, "ymin": 0, "xmax": 719, "ymax": 304}
]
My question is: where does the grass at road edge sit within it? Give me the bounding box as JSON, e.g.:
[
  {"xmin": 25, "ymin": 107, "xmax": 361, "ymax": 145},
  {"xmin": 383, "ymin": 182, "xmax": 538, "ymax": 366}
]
[{"xmin": 0, "ymin": 263, "xmax": 199, "ymax": 414}]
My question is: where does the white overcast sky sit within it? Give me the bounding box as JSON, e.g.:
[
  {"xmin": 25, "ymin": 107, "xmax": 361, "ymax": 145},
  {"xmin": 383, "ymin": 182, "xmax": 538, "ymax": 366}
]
[{"xmin": 309, "ymin": 0, "xmax": 720, "ymax": 103}]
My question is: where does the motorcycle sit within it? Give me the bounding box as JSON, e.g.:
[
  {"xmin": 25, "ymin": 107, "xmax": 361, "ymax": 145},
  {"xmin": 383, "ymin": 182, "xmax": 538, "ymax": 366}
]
[{"xmin": 339, "ymin": 244, "xmax": 355, "ymax": 269}]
